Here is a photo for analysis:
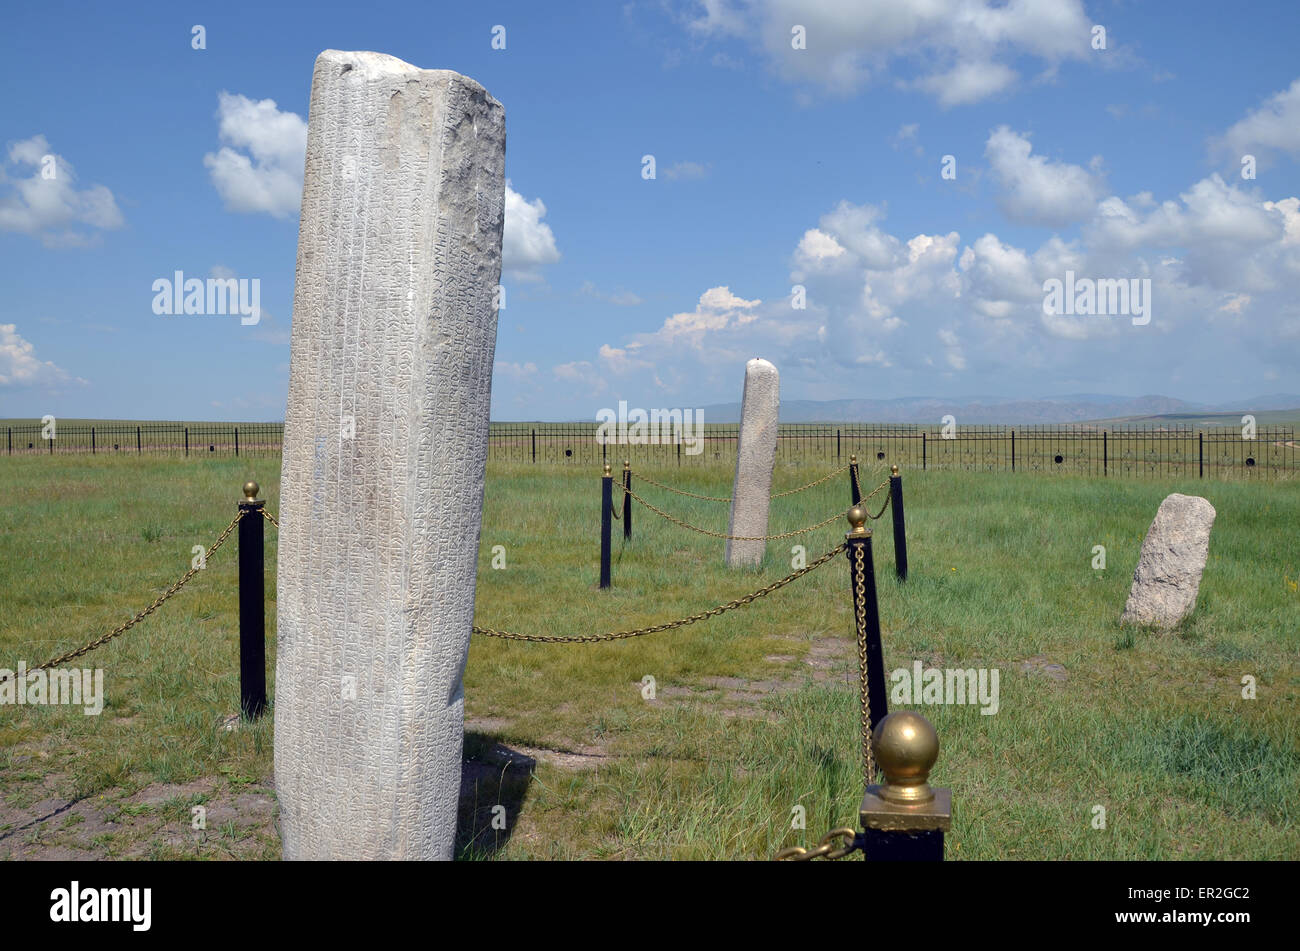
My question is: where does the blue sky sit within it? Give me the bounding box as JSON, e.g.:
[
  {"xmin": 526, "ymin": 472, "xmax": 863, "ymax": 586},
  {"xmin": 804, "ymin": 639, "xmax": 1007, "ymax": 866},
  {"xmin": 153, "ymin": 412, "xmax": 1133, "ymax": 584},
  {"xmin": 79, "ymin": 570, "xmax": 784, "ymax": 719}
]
[{"xmin": 2, "ymin": 0, "xmax": 1298, "ymax": 421}]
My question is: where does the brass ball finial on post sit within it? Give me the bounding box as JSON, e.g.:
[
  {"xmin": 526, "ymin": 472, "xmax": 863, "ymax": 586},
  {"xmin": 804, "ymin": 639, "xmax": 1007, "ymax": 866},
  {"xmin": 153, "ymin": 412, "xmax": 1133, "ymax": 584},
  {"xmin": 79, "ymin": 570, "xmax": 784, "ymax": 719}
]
[
  {"xmin": 872, "ymin": 710, "xmax": 939, "ymax": 804},
  {"xmin": 243, "ymin": 481, "xmax": 261, "ymax": 502},
  {"xmin": 859, "ymin": 710, "xmax": 951, "ymax": 860},
  {"xmin": 846, "ymin": 503, "xmax": 870, "ymax": 538}
]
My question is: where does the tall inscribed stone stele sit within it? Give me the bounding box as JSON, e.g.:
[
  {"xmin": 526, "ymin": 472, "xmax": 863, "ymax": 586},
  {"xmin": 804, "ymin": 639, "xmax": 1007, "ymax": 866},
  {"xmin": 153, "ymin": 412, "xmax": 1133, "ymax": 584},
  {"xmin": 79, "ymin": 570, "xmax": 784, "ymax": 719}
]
[
  {"xmin": 725, "ymin": 358, "xmax": 780, "ymax": 567},
  {"xmin": 274, "ymin": 50, "xmax": 505, "ymax": 860}
]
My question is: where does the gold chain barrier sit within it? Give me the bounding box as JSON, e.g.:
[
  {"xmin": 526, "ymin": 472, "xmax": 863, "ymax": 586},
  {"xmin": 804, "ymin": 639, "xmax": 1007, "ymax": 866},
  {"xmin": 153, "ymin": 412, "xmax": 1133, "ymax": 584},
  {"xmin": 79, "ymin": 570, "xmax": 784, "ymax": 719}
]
[
  {"xmin": 622, "ymin": 480, "xmax": 890, "ymax": 541},
  {"xmin": 769, "ymin": 462, "xmax": 852, "ymax": 499},
  {"xmin": 0, "ymin": 510, "xmax": 246, "ymax": 687},
  {"xmin": 632, "ymin": 462, "xmax": 854, "ymax": 503},
  {"xmin": 852, "ymin": 543, "xmax": 875, "ymax": 788},
  {"xmin": 631, "ymin": 470, "xmax": 733, "ymax": 502},
  {"xmin": 473, "ymin": 542, "xmax": 845, "ymax": 643},
  {"xmin": 774, "ymin": 827, "xmax": 861, "ymax": 861}
]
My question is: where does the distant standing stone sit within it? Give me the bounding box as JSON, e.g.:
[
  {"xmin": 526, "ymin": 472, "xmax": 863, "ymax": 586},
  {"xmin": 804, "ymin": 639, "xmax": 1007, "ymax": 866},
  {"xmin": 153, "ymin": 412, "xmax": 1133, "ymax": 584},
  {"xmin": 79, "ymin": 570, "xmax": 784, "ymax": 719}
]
[
  {"xmin": 1121, "ymin": 493, "xmax": 1217, "ymax": 629},
  {"xmin": 726, "ymin": 358, "xmax": 780, "ymax": 567}
]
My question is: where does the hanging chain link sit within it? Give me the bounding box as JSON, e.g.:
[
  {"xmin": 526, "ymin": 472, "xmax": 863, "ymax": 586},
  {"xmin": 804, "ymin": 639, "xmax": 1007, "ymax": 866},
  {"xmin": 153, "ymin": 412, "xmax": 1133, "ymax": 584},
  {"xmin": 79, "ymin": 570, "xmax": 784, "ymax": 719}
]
[
  {"xmin": 631, "ymin": 470, "xmax": 732, "ymax": 502},
  {"xmin": 473, "ymin": 541, "xmax": 845, "ymax": 643},
  {"xmin": 857, "ymin": 478, "xmax": 891, "ymax": 509},
  {"xmin": 861, "ymin": 485, "xmax": 892, "ymax": 521},
  {"xmin": 771, "ymin": 540, "xmax": 879, "ymax": 862},
  {"xmin": 621, "ymin": 483, "xmax": 846, "ymax": 540},
  {"xmin": 631, "ymin": 462, "xmax": 854, "ymax": 503},
  {"xmin": 853, "ymin": 543, "xmax": 876, "ymax": 788},
  {"xmin": 769, "ymin": 462, "xmax": 852, "ymax": 499},
  {"xmin": 0, "ymin": 510, "xmax": 246, "ymax": 686},
  {"xmin": 774, "ymin": 827, "xmax": 863, "ymax": 861},
  {"xmin": 260, "ymin": 508, "xmax": 279, "ymax": 528}
]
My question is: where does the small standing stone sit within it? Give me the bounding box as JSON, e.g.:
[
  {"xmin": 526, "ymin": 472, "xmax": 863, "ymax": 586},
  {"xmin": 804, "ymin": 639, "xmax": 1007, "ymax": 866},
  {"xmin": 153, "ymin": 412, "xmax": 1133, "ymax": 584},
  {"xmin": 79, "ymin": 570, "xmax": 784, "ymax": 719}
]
[
  {"xmin": 1120, "ymin": 493, "xmax": 1217, "ymax": 629},
  {"xmin": 725, "ymin": 358, "xmax": 780, "ymax": 567}
]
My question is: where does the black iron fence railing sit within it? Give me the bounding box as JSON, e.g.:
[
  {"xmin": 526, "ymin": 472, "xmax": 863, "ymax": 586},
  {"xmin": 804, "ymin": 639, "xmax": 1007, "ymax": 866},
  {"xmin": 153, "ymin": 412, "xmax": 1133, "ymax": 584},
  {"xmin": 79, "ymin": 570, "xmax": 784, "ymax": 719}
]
[{"xmin": 4, "ymin": 421, "xmax": 1295, "ymax": 480}]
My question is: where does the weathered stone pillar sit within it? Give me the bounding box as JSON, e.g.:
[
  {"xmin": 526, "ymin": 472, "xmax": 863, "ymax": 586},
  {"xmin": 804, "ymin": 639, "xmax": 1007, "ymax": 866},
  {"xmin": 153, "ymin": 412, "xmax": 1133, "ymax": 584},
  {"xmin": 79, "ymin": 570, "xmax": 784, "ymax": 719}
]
[
  {"xmin": 274, "ymin": 50, "xmax": 505, "ymax": 860},
  {"xmin": 725, "ymin": 358, "xmax": 780, "ymax": 567},
  {"xmin": 1120, "ymin": 493, "xmax": 1216, "ymax": 630}
]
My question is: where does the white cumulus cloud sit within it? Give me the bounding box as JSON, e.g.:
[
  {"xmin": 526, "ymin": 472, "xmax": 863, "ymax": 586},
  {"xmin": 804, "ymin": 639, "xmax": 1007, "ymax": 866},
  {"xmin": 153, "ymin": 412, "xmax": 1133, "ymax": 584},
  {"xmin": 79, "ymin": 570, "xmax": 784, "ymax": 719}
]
[
  {"xmin": 684, "ymin": 0, "xmax": 1095, "ymax": 104},
  {"xmin": 985, "ymin": 126, "xmax": 1104, "ymax": 227},
  {"xmin": 1213, "ymin": 77, "xmax": 1300, "ymax": 170},
  {"xmin": 0, "ymin": 135, "xmax": 124, "ymax": 247},
  {"xmin": 0, "ymin": 323, "xmax": 80, "ymax": 386},
  {"xmin": 203, "ymin": 92, "xmax": 307, "ymax": 218},
  {"xmin": 503, "ymin": 181, "xmax": 561, "ymax": 281}
]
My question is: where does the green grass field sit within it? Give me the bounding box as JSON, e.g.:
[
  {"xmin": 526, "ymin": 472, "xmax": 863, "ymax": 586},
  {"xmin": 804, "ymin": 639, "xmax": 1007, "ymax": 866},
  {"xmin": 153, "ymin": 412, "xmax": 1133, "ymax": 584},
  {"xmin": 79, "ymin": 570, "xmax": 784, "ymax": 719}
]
[{"xmin": 1, "ymin": 454, "xmax": 1297, "ymax": 860}]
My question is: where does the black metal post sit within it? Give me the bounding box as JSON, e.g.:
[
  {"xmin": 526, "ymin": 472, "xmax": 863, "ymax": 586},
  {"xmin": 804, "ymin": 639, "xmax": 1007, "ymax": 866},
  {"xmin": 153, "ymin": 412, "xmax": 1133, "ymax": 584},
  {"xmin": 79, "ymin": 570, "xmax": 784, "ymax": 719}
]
[
  {"xmin": 531, "ymin": 428, "xmax": 536, "ymax": 464},
  {"xmin": 862, "ymin": 827, "xmax": 944, "ymax": 861},
  {"xmin": 921, "ymin": 431, "xmax": 926, "ymax": 470},
  {"xmin": 184, "ymin": 427, "xmax": 189, "ymax": 457},
  {"xmin": 622, "ymin": 461, "xmax": 632, "ymax": 540},
  {"xmin": 849, "ymin": 454, "xmax": 861, "ymax": 504},
  {"xmin": 136, "ymin": 425, "xmax": 141, "ymax": 454},
  {"xmin": 846, "ymin": 517, "xmax": 888, "ymax": 733},
  {"xmin": 91, "ymin": 427, "xmax": 95, "ymax": 455},
  {"xmin": 1010, "ymin": 431, "xmax": 1015, "ymax": 472},
  {"xmin": 235, "ymin": 427, "xmax": 240, "ymax": 457},
  {"xmin": 1104, "ymin": 431, "xmax": 1108, "ymax": 477},
  {"xmin": 1199, "ymin": 431, "xmax": 1203, "ymax": 479},
  {"xmin": 237, "ymin": 482, "xmax": 267, "ymax": 719},
  {"xmin": 600, "ymin": 464, "xmax": 612, "ymax": 589},
  {"xmin": 889, "ymin": 465, "xmax": 908, "ymax": 581},
  {"xmin": 7, "ymin": 427, "xmax": 11, "ymax": 455},
  {"xmin": 837, "ymin": 429, "xmax": 842, "ymax": 461}
]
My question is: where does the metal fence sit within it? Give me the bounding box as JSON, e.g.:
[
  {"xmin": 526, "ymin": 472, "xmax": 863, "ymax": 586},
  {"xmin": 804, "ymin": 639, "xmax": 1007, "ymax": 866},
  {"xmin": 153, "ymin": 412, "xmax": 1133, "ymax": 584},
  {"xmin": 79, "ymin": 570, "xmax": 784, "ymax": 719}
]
[
  {"xmin": 486, "ymin": 422, "xmax": 1298, "ymax": 480},
  {"xmin": 3, "ymin": 422, "xmax": 283, "ymax": 458},
  {"xmin": 5, "ymin": 420, "xmax": 1296, "ymax": 480}
]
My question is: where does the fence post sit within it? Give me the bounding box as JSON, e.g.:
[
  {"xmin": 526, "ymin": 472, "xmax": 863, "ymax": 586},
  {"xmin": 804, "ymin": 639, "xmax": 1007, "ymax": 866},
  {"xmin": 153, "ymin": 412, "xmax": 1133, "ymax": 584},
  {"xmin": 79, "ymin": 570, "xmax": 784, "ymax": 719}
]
[
  {"xmin": 237, "ymin": 481, "xmax": 267, "ymax": 719},
  {"xmin": 531, "ymin": 428, "xmax": 536, "ymax": 464},
  {"xmin": 600, "ymin": 463, "xmax": 612, "ymax": 589},
  {"xmin": 185, "ymin": 427, "xmax": 189, "ymax": 457},
  {"xmin": 837, "ymin": 429, "xmax": 842, "ymax": 461},
  {"xmin": 235, "ymin": 427, "xmax": 240, "ymax": 457},
  {"xmin": 7, "ymin": 427, "xmax": 10, "ymax": 456},
  {"xmin": 1103, "ymin": 431, "xmax": 1108, "ymax": 477},
  {"xmin": 922, "ymin": 431, "xmax": 926, "ymax": 471},
  {"xmin": 91, "ymin": 427, "xmax": 95, "ymax": 455},
  {"xmin": 889, "ymin": 465, "xmax": 908, "ymax": 581},
  {"xmin": 1010, "ymin": 430, "xmax": 1015, "ymax": 472},
  {"xmin": 846, "ymin": 505, "xmax": 888, "ymax": 735},
  {"xmin": 137, "ymin": 425, "xmax": 141, "ymax": 454},
  {"xmin": 1199, "ymin": 431, "xmax": 1203, "ymax": 479},
  {"xmin": 849, "ymin": 453, "xmax": 861, "ymax": 504},
  {"xmin": 622, "ymin": 460, "xmax": 633, "ymax": 540},
  {"xmin": 859, "ymin": 710, "xmax": 951, "ymax": 861}
]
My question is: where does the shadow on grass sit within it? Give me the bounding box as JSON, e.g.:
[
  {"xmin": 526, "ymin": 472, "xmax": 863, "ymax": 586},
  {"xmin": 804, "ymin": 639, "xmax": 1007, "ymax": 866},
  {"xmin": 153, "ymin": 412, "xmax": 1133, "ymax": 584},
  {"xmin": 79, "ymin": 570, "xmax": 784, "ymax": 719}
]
[
  {"xmin": 0, "ymin": 794, "xmax": 90, "ymax": 844},
  {"xmin": 456, "ymin": 731, "xmax": 534, "ymax": 860}
]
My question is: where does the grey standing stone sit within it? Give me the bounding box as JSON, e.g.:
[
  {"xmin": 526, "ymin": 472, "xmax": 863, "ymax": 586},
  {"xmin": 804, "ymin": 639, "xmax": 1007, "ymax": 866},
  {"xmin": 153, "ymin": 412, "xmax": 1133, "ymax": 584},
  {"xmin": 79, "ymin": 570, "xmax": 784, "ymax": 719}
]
[
  {"xmin": 274, "ymin": 50, "xmax": 505, "ymax": 860},
  {"xmin": 1120, "ymin": 493, "xmax": 1217, "ymax": 630},
  {"xmin": 725, "ymin": 358, "xmax": 780, "ymax": 567}
]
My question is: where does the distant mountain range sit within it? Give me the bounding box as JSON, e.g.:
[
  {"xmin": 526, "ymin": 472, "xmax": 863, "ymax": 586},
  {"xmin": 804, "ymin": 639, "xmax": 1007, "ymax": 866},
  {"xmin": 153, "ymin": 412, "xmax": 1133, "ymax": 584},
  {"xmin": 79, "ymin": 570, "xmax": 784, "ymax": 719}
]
[{"xmin": 696, "ymin": 394, "xmax": 1300, "ymax": 425}]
